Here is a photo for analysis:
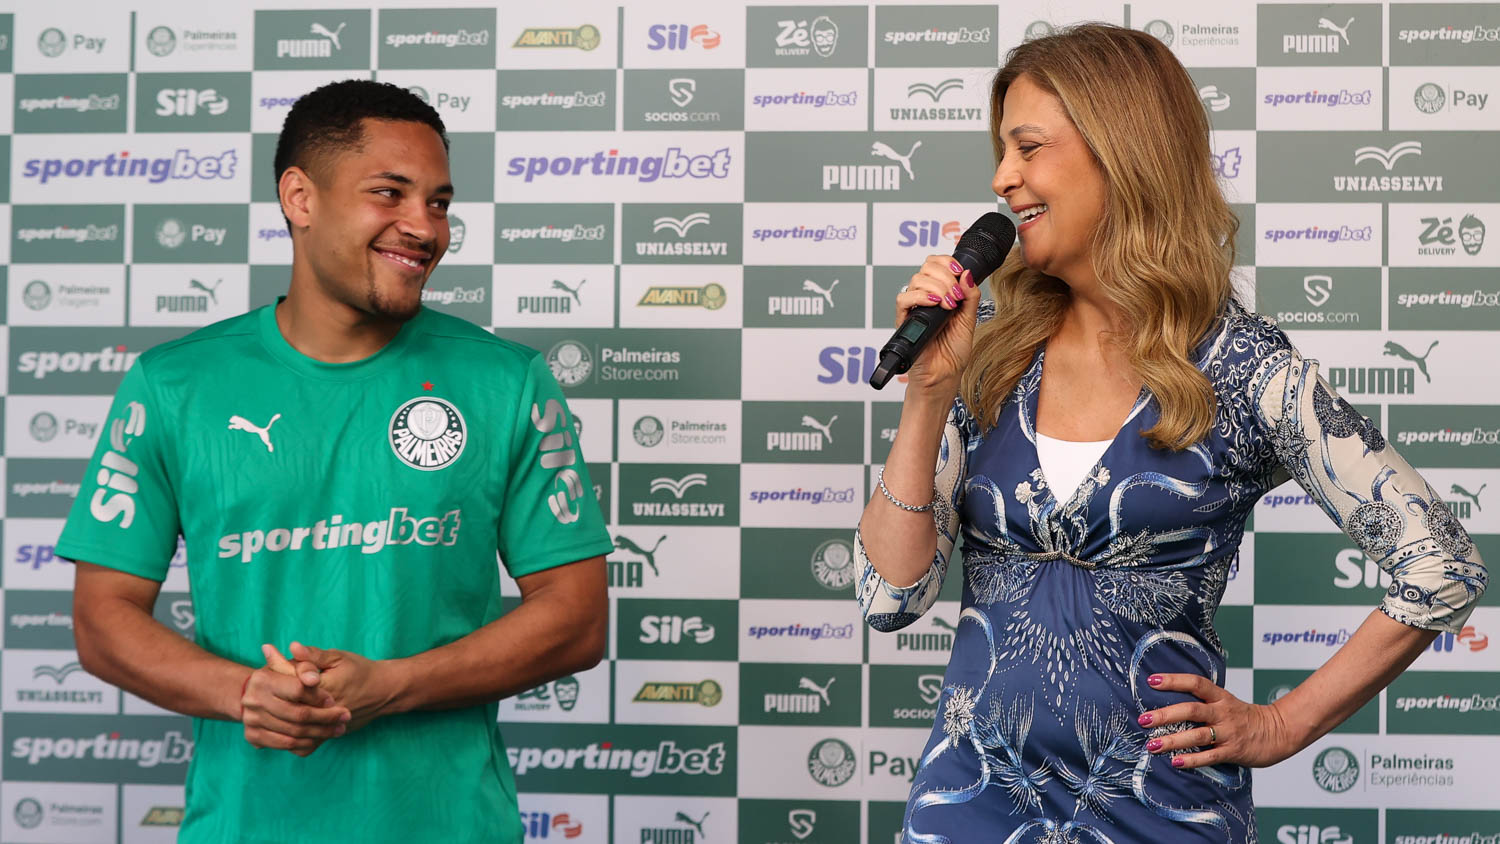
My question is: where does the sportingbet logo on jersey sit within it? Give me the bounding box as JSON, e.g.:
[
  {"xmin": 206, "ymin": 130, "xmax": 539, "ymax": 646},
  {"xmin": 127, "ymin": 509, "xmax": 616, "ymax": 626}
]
[{"xmin": 217, "ymin": 507, "xmax": 462, "ymax": 563}]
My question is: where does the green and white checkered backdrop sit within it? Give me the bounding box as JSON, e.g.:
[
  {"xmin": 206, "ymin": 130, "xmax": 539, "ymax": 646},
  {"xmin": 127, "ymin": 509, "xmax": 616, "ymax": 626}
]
[{"xmin": 0, "ymin": 1, "xmax": 1497, "ymax": 841}]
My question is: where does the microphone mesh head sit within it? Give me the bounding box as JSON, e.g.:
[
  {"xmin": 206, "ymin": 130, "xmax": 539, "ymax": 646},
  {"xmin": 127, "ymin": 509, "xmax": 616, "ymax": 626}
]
[{"xmin": 954, "ymin": 213, "xmax": 1017, "ymax": 279}]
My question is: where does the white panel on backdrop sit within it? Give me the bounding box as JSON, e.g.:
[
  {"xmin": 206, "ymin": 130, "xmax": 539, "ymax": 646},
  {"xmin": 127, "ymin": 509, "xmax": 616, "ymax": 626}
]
[
  {"xmin": 1288, "ymin": 331, "xmax": 1500, "ymax": 405},
  {"xmin": 1256, "ymin": 67, "xmax": 1384, "ymax": 130},
  {"xmin": 499, "ymin": 525, "xmax": 743, "ymax": 601},
  {"xmin": 737, "ymin": 724, "xmax": 928, "ymax": 801},
  {"xmin": 376, "ymin": 69, "xmax": 498, "ymax": 133},
  {"xmin": 867, "ymin": 600, "xmax": 963, "ymax": 666},
  {"xmin": 614, "ymin": 796, "xmax": 737, "ymax": 844},
  {"xmin": 4, "ymin": 396, "xmax": 111, "ymax": 461},
  {"xmin": 871, "ymin": 202, "xmax": 998, "ymax": 267},
  {"xmin": 1221, "ymin": 533, "xmax": 1255, "ymax": 606},
  {"xmin": 15, "ymin": 14, "xmax": 132, "ymax": 73},
  {"xmin": 492, "ymin": 265, "xmax": 615, "ymax": 328},
  {"xmin": 0, "ymin": 75, "xmax": 13, "ymax": 139},
  {"xmin": 874, "ymin": 68, "xmax": 993, "ymax": 132},
  {"xmin": 435, "ymin": 202, "xmax": 494, "ymax": 266},
  {"xmin": 745, "ymin": 68, "xmax": 868, "ymax": 131},
  {"xmin": 742, "ymin": 329, "xmax": 906, "ymax": 401},
  {"xmin": 1254, "ymin": 734, "xmax": 1500, "ymax": 809},
  {"xmin": 1255, "ymin": 203, "xmax": 1383, "ymax": 266},
  {"xmin": 515, "ymin": 794, "xmax": 609, "ymax": 844},
  {"xmin": 568, "ymin": 398, "xmax": 614, "ymax": 464},
  {"xmin": 6, "ymin": 266, "xmax": 126, "ymax": 327},
  {"xmin": 135, "ymin": 11, "xmax": 252, "ymax": 71},
  {"xmin": 619, "ymin": 265, "xmax": 744, "ymax": 329},
  {"xmin": 4, "ymin": 518, "xmax": 71, "ymax": 590},
  {"xmin": 128, "ymin": 265, "xmax": 251, "ymax": 327},
  {"xmin": 12, "ymin": 134, "xmax": 252, "ymax": 205},
  {"xmin": 1132, "ymin": 1, "xmax": 1257, "ymax": 67},
  {"xmin": 1, "ymin": 782, "xmax": 118, "ymax": 843},
  {"xmin": 1387, "ymin": 202, "xmax": 1500, "ymax": 267},
  {"xmin": 3, "ymin": 650, "xmax": 119, "ymax": 714},
  {"xmin": 613, "ymin": 659, "xmax": 740, "ymax": 726},
  {"xmin": 1256, "ymin": 605, "xmax": 1500, "ymax": 671},
  {"xmin": 743, "ymin": 203, "xmax": 866, "ymax": 265},
  {"xmin": 739, "ymin": 598, "xmax": 862, "ymax": 663},
  {"xmin": 740, "ymin": 463, "xmax": 864, "ymax": 529},
  {"xmin": 494, "ymin": 132, "xmax": 745, "ymax": 202},
  {"xmin": 249, "ymin": 203, "xmax": 293, "ymax": 264},
  {"xmin": 616, "ymin": 399, "xmax": 740, "ymax": 463},
  {"xmin": 1390, "ymin": 67, "xmax": 1500, "ymax": 132},
  {"xmin": 251, "ymin": 71, "xmax": 368, "ymax": 134},
  {"xmin": 622, "ymin": 10, "xmax": 746, "ymax": 69},
  {"xmin": 498, "ymin": 660, "xmax": 612, "ymax": 724}
]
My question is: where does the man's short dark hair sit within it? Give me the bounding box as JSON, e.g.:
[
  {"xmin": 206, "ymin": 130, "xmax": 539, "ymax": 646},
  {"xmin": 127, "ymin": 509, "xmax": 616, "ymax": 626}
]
[{"xmin": 273, "ymin": 79, "xmax": 448, "ymax": 188}]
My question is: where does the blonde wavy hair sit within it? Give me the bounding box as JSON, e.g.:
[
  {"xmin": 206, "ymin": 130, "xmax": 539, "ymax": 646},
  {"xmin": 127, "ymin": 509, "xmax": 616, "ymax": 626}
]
[{"xmin": 961, "ymin": 23, "xmax": 1237, "ymax": 450}]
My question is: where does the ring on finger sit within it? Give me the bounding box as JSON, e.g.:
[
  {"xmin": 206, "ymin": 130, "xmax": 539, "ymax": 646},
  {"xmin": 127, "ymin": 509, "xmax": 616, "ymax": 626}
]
[
  {"xmin": 1207, "ymin": 725, "xmax": 1217, "ymax": 745},
  {"xmin": 900, "ymin": 285, "xmax": 909, "ymax": 293}
]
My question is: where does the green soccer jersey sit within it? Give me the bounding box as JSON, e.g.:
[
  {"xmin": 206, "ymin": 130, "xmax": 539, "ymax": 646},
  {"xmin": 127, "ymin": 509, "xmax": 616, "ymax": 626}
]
[{"xmin": 55, "ymin": 302, "xmax": 612, "ymax": 844}]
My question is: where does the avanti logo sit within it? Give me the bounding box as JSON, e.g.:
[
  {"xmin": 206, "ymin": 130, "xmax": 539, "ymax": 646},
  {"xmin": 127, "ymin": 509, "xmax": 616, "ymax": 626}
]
[
  {"xmin": 1417, "ymin": 213, "xmax": 1486, "ymax": 256},
  {"xmin": 637, "ymin": 283, "xmax": 726, "ymax": 309},
  {"xmin": 1284, "ymin": 16, "xmax": 1354, "ymax": 54},
  {"xmin": 775, "ymin": 16, "xmax": 839, "ymax": 57},
  {"xmin": 277, "ymin": 21, "xmax": 346, "ymax": 58},
  {"xmin": 631, "ymin": 679, "xmax": 722, "ymax": 706},
  {"xmin": 647, "ymin": 24, "xmax": 721, "ymax": 50},
  {"xmin": 513, "ymin": 26, "xmax": 601, "ymax": 50},
  {"xmin": 141, "ymin": 806, "xmax": 184, "ymax": 826},
  {"xmin": 823, "ymin": 141, "xmax": 921, "ymax": 191},
  {"xmin": 504, "ymin": 147, "xmax": 731, "ymax": 183},
  {"xmin": 21, "ymin": 148, "xmax": 238, "ymax": 186},
  {"xmin": 765, "ymin": 675, "xmax": 836, "ymax": 714},
  {"xmin": 508, "ymin": 739, "xmax": 725, "ymax": 777}
]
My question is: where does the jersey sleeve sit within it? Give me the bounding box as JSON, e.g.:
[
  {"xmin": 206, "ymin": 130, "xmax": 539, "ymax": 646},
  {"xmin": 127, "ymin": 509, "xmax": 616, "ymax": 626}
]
[
  {"xmin": 856, "ymin": 395, "xmax": 975, "ymax": 631},
  {"xmin": 1251, "ymin": 343, "xmax": 1487, "ymax": 634},
  {"xmin": 496, "ymin": 354, "xmax": 613, "ymax": 579},
  {"xmin": 55, "ymin": 361, "xmax": 182, "ymax": 581}
]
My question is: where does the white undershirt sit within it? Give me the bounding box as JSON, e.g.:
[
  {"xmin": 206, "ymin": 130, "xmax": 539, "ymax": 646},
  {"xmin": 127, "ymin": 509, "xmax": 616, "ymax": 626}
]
[{"xmin": 1035, "ymin": 432, "xmax": 1113, "ymax": 502}]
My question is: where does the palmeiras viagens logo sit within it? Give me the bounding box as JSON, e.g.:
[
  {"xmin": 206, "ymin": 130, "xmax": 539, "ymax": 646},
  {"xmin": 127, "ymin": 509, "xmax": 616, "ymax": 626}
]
[
  {"xmin": 1312, "ymin": 746, "xmax": 1359, "ymax": 793},
  {"xmin": 389, "ymin": 396, "xmax": 467, "ymax": 470},
  {"xmin": 807, "ymin": 737, "xmax": 856, "ymax": 786},
  {"xmin": 24, "ymin": 281, "xmax": 53, "ymax": 311}
]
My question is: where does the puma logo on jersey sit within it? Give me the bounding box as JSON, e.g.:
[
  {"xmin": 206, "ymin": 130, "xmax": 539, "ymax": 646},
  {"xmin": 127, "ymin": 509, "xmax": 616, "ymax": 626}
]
[{"xmin": 229, "ymin": 413, "xmax": 281, "ymax": 452}]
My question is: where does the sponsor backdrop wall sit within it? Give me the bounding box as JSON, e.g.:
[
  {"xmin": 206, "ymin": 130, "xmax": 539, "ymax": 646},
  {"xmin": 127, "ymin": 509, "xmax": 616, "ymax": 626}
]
[{"xmin": 0, "ymin": 0, "xmax": 1496, "ymax": 842}]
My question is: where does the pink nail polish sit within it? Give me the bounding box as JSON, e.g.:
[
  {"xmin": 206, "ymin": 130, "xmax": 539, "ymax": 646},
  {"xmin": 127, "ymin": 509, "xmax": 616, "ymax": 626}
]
[
  {"xmin": 1147, "ymin": 739, "xmax": 1162, "ymax": 752},
  {"xmin": 1172, "ymin": 757, "xmax": 1185, "ymax": 768},
  {"xmin": 1147, "ymin": 675, "xmax": 1163, "ymax": 686},
  {"xmin": 951, "ymin": 285, "xmax": 962, "ymax": 300},
  {"xmin": 964, "ymin": 271, "xmax": 976, "ymax": 288},
  {"xmin": 1138, "ymin": 713, "xmax": 1153, "ymax": 726},
  {"xmin": 949, "ymin": 261, "xmax": 962, "ymax": 274},
  {"xmin": 943, "ymin": 296, "xmax": 955, "ymax": 308},
  {"xmin": 927, "ymin": 294, "xmax": 942, "ymax": 304}
]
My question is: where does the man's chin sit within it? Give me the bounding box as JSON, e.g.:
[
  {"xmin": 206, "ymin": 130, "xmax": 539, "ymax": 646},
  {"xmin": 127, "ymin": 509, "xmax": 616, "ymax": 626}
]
[{"xmin": 366, "ymin": 282, "xmax": 425, "ymax": 322}]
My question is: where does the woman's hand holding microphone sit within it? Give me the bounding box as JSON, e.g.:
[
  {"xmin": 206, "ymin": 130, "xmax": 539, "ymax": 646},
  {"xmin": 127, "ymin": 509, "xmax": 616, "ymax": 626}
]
[{"xmin": 894, "ymin": 256, "xmax": 983, "ymax": 401}]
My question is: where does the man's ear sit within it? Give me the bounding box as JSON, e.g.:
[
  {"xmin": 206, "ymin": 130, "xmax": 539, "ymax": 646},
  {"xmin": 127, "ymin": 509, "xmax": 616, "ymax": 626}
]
[{"xmin": 278, "ymin": 166, "xmax": 317, "ymax": 231}]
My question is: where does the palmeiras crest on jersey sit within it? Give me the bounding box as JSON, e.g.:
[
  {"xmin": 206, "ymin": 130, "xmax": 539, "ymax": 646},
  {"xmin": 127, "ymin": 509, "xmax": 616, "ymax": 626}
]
[{"xmin": 389, "ymin": 397, "xmax": 468, "ymax": 471}]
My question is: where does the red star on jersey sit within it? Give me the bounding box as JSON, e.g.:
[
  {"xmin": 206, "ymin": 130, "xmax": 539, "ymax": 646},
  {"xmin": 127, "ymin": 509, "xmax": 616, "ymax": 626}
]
[{"xmin": 422, "ymin": 381, "xmax": 434, "ymax": 391}]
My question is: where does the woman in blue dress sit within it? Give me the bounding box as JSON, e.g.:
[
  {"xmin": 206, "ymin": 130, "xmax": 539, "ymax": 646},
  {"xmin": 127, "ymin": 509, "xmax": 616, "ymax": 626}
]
[{"xmin": 856, "ymin": 24, "xmax": 1486, "ymax": 843}]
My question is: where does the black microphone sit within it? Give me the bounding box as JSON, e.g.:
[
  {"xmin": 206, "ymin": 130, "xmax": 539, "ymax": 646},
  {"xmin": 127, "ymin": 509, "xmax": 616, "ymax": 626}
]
[{"xmin": 869, "ymin": 212, "xmax": 1017, "ymax": 390}]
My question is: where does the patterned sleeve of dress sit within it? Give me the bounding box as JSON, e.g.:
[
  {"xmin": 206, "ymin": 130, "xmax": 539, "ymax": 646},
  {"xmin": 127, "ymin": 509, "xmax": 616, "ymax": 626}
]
[
  {"xmin": 855, "ymin": 395, "xmax": 976, "ymax": 632},
  {"xmin": 1250, "ymin": 335, "xmax": 1487, "ymax": 634}
]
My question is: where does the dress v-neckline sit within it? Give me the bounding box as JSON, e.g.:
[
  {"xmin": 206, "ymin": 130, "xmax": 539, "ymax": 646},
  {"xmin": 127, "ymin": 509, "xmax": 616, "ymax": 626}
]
[{"xmin": 1023, "ymin": 346, "xmax": 1151, "ymax": 514}]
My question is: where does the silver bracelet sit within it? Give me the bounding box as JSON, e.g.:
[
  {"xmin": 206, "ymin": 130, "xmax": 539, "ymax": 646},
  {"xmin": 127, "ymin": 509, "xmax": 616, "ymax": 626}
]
[{"xmin": 878, "ymin": 467, "xmax": 935, "ymax": 513}]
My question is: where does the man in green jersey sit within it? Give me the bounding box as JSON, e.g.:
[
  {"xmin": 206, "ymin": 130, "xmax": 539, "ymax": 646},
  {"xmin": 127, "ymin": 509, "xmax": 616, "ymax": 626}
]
[{"xmin": 57, "ymin": 80, "xmax": 612, "ymax": 843}]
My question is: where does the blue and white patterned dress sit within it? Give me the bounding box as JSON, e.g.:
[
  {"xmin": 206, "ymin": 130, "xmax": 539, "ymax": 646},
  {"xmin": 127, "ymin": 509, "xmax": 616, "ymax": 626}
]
[{"xmin": 856, "ymin": 298, "xmax": 1486, "ymax": 844}]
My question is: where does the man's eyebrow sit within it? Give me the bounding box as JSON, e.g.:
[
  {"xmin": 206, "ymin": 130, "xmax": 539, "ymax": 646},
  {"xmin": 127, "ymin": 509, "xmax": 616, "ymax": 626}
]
[{"xmin": 367, "ymin": 171, "xmax": 454, "ymax": 194}]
